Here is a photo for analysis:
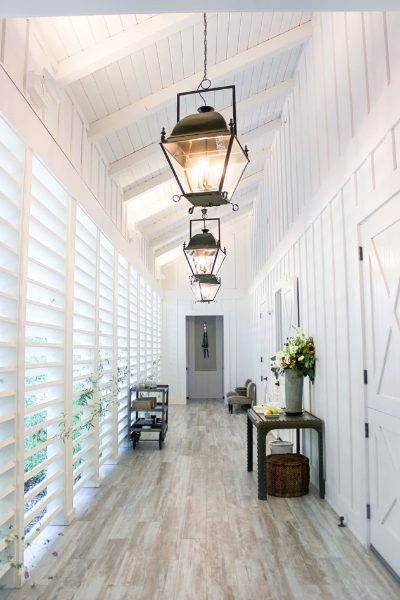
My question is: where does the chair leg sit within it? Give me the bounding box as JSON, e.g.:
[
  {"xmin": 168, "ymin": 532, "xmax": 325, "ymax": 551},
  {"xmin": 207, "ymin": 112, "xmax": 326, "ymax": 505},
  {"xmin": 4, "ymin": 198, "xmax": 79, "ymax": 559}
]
[{"xmin": 228, "ymin": 404, "xmax": 232, "ymax": 414}]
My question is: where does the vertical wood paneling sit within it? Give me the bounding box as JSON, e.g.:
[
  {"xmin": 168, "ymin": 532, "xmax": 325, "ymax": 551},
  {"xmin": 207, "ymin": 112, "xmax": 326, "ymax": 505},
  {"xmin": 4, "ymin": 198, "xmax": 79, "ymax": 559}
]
[
  {"xmin": 372, "ymin": 131, "xmax": 395, "ymax": 192},
  {"xmin": 250, "ymin": 11, "xmax": 400, "ymax": 540},
  {"xmin": 332, "ymin": 12, "xmax": 352, "ymax": 155},
  {"xmin": 304, "ymin": 41, "xmax": 319, "ymax": 196},
  {"xmin": 312, "ymin": 16, "xmax": 328, "ymax": 183},
  {"xmin": 363, "ymin": 12, "xmax": 390, "ymax": 108},
  {"xmin": 321, "ymin": 13, "xmax": 340, "ymax": 165},
  {"xmin": 346, "ymin": 12, "xmax": 369, "ymax": 132}
]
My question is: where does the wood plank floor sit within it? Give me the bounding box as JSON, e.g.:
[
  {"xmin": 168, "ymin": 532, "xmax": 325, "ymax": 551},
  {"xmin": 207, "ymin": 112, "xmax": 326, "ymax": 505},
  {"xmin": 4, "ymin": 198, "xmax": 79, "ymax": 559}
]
[{"xmin": 5, "ymin": 400, "xmax": 400, "ymax": 599}]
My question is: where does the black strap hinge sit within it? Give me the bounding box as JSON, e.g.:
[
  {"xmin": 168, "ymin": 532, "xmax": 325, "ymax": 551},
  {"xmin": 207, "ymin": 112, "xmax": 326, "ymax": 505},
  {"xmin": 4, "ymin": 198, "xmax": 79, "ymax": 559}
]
[
  {"xmin": 366, "ymin": 504, "xmax": 371, "ymax": 519},
  {"xmin": 363, "ymin": 370, "xmax": 368, "ymax": 385},
  {"xmin": 365, "ymin": 423, "xmax": 369, "ymax": 438},
  {"xmin": 359, "ymin": 246, "xmax": 363, "ymax": 261}
]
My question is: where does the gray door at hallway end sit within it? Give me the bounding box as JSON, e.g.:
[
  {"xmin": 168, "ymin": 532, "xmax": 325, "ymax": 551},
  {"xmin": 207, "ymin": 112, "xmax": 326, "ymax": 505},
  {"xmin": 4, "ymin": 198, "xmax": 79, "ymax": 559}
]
[{"xmin": 186, "ymin": 316, "xmax": 224, "ymax": 400}]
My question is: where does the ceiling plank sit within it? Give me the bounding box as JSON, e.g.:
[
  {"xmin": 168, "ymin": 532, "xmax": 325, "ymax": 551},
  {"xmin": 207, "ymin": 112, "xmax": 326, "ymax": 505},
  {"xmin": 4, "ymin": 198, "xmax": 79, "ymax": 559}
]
[
  {"xmin": 89, "ymin": 22, "xmax": 311, "ymax": 140},
  {"xmin": 119, "ymin": 119, "xmax": 282, "ymax": 191},
  {"xmin": 55, "ymin": 14, "xmax": 202, "ymax": 86}
]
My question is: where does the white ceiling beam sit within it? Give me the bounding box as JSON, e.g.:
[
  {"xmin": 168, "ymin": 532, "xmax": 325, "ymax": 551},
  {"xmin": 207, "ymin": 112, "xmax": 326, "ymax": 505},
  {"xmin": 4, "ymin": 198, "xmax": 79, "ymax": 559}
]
[
  {"xmin": 55, "ymin": 14, "xmax": 202, "ymax": 86},
  {"xmin": 124, "ymin": 146, "xmax": 270, "ymax": 204},
  {"xmin": 113, "ymin": 79, "xmax": 292, "ymax": 178},
  {"xmin": 153, "ymin": 196, "xmax": 255, "ymax": 258},
  {"xmin": 119, "ymin": 119, "xmax": 282, "ymax": 191},
  {"xmin": 90, "ymin": 23, "xmax": 312, "ymax": 141},
  {"xmin": 123, "ymin": 168, "xmax": 172, "ymax": 201},
  {"xmin": 5, "ymin": 2, "xmax": 400, "ymax": 18}
]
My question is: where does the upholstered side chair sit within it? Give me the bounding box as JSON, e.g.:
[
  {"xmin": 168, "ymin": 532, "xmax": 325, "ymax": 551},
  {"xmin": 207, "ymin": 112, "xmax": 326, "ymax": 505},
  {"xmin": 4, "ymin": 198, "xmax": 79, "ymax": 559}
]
[{"xmin": 227, "ymin": 381, "xmax": 256, "ymax": 414}]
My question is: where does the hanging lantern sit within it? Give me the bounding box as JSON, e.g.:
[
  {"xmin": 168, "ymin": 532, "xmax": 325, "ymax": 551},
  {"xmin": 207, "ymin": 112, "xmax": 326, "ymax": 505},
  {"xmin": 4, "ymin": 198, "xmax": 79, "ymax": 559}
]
[
  {"xmin": 160, "ymin": 14, "xmax": 249, "ymax": 209},
  {"xmin": 190, "ymin": 274, "xmax": 221, "ymax": 303},
  {"xmin": 183, "ymin": 209, "xmax": 226, "ymax": 277}
]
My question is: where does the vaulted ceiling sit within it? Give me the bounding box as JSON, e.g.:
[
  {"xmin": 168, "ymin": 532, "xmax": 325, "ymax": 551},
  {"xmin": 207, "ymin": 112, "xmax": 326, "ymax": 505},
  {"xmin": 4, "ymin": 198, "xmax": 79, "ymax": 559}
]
[{"xmin": 34, "ymin": 11, "xmax": 313, "ymax": 267}]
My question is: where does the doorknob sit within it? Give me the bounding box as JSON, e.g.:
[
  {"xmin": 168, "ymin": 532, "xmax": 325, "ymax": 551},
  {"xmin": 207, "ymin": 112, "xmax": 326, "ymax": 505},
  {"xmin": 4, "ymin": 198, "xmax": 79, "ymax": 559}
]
[{"xmin": 261, "ymin": 375, "xmax": 268, "ymax": 382}]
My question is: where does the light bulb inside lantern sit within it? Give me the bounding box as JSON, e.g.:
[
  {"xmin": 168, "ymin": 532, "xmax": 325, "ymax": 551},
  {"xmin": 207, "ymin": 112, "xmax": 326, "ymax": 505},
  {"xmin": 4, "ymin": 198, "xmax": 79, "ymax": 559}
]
[
  {"xmin": 193, "ymin": 254, "xmax": 208, "ymax": 275},
  {"xmin": 194, "ymin": 159, "xmax": 210, "ymax": 191}
]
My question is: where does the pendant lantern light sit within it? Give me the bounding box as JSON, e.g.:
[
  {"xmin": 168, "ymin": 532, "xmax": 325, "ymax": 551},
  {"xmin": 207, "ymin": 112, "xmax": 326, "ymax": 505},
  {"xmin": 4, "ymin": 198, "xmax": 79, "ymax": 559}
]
[
  {"xmin": 160, "ymin": 13, "xmax": 249, "ymax": 210},
  {"xmin": 190, "ymin": 274, "xmax": 221, "ymax": 303},
  {"xmin": 183, "ymin": 209, "xmax": 226, "ymax": 277}
]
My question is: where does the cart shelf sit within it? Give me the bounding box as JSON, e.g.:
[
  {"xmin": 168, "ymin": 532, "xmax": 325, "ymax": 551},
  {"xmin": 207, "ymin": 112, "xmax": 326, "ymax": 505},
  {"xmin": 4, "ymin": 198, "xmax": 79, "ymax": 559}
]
[{"xmin": 129, "ymin": 384, "xmax": 169, "ymax": 450}]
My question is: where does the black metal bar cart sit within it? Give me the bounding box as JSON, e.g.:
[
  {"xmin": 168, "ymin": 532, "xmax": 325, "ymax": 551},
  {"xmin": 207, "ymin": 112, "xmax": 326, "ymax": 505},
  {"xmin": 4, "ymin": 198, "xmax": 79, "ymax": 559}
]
[{"xmin": 129, "ymin": 384, "xmax": 169, "ymax": 450}]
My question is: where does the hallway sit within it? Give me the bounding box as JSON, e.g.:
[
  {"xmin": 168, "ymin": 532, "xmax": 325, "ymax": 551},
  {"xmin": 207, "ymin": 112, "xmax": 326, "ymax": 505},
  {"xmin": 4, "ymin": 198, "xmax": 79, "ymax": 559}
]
[{"xmin": 5, "ymin": 401, "xmax": 399, "ymax": 600}]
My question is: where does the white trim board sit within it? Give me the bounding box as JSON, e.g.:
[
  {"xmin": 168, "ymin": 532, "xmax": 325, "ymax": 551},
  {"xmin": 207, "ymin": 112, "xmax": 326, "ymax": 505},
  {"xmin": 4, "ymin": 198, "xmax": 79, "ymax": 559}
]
[{"xmin": 3, "ymin": 2, "xmax": 400, "ymax": 17}]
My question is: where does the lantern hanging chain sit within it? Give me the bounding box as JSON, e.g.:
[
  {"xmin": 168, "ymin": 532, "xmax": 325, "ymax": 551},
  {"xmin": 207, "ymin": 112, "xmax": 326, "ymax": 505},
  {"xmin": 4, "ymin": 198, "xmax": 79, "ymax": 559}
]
[{"xmin": 197, "ymin": 12, "xmax": 211, "ymax": 104}]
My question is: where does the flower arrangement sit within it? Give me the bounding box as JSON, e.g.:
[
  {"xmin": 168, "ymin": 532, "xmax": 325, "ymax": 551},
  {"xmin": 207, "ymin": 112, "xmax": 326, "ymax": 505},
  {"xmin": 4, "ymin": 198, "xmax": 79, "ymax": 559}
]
[{"xmin": 271, "ymin": 326, "xmax": 316, "ymax": 382}]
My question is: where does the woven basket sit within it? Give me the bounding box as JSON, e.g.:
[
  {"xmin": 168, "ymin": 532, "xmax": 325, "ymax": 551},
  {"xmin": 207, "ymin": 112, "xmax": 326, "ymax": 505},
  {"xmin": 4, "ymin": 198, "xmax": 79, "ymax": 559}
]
[{"xmin": 266, "ymin": 453, "xmax": 309, "ymax": 497}]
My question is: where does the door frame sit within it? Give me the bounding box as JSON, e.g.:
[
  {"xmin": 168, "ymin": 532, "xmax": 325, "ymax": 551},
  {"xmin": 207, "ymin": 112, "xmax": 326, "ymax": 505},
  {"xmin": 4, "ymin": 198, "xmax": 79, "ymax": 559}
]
[
  {"xmin": 358, "ymin": 194, "xmax": 400, "ymax": 556},
  {"xmin": 185, "ymin": 315, "xmax": 224, "ymax": 401}
]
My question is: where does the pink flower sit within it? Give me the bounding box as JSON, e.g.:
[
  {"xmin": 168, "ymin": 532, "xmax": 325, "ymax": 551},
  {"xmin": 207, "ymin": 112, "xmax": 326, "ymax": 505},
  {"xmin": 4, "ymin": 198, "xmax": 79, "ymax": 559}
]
[
  {"xmin": 24, "ymin": 569, "xmax": 29, "ymax": 579},
  {"xmin": 52, "ymin": 551, "xmax": 58, "ymax": 557}
]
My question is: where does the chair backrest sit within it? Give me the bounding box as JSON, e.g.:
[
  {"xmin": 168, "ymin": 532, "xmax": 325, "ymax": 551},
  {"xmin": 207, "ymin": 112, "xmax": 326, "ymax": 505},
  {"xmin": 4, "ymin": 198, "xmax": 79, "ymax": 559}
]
[
  {"xmin": 248, "ymin": 382, "xmax": 256, "ymax": 404},
  {"xmin": 244, "ymin": 378, "xmax": 252, "ymax": 387}
]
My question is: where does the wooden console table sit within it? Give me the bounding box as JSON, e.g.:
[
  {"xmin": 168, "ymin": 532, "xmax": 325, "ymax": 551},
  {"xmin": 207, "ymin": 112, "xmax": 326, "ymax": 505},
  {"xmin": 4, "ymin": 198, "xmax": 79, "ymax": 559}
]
[{"xmin": 247, "ymin": 409, "xmax": 325, "ymax": 500}]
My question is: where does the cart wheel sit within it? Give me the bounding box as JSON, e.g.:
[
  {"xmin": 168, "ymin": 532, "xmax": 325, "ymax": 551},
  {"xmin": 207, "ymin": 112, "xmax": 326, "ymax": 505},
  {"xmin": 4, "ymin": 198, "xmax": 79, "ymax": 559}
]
[{"xmin": 159, "ymin": 433, "xmax": 163, "ymax": 450}]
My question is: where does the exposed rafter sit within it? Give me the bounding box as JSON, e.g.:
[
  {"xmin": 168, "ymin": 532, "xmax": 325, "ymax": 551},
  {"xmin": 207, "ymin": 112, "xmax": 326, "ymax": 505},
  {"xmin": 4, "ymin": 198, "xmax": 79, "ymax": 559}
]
[
  {"xmin": 89, "ymin": 22, "xmax": 311, "ymax": 141},
  {"xmin": 122, "ymin": 119, "xmax": 278, "ymax": 203},
  {"xmin": 113, "ymin": 79, "xmax": 293, "ymax": 179},
  {"xmin": 55, "ymin": 14, "xmax": 202, "ymax": 86}
]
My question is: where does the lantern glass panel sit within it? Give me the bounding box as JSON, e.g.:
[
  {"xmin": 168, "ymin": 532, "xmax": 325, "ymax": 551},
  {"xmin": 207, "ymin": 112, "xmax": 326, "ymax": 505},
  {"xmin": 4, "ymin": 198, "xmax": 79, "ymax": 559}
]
[
  {"xmin": 190, "ymin": 278, "xmax": 202, "ymax": 302},
  {"xmin": 222, "ymin": 136, "xmax": 249, "ymax": 198},
  {"xmin": 163, "ymin": 134, "xmax": 230, "ymax": 195},
  {"xmin": 185, "ymin": 246, "xmax": 225, "ymax": 276},
  {"xmin": 201, "ymin": 280, "xmax": 220, "ymax": 302},
  {"xmin": 190, "ymin": 276, "xmax": 221, "ymax": 302},
  {"xmin": 185, "ymin": 248, "xmax": 215, "ymax": 276}
]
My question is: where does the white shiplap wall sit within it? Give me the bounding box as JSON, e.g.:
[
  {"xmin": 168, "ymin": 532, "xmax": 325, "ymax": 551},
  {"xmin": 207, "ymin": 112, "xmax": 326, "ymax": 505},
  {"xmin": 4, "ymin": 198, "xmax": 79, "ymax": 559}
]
[
  {"xmin": 0, "ymin": 17, "xmax": 153, "ymax": 274},
  {"xmin": 250, "ymin": 11, "xmax": 400, "ymax": 544}
]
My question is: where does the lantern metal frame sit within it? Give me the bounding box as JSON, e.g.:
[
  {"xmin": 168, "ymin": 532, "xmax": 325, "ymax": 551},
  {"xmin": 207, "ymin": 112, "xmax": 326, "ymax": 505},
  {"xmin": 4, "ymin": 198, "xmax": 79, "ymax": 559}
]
[
  {"xmin": 190, "ymin": 274, "xmax": 221, "ymax": 303},
  {"xmin": 160, "ymin": 84, "xmax": 249, "ymax": 209},
  {"xmin": 183, "ymin": 209, "xmax": 226, "ymax": 277}
]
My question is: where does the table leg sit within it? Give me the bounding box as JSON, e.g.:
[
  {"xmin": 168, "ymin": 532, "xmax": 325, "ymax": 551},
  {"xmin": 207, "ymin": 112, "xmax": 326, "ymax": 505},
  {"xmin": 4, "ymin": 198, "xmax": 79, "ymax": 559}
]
[
  {"xmin": 257, "ymin": 429, "xmax": 267, "ymax": 500},
  {"xmin": 296, "ymin": 429, "xmax": 300, "ymax": 454},
  {"xmin": 247, "ymin": 414, "xmax": 253, "ymax": 472},
  {"xmin": 318, "ymin": 427, "xmax": 325, "ymax": 499}
]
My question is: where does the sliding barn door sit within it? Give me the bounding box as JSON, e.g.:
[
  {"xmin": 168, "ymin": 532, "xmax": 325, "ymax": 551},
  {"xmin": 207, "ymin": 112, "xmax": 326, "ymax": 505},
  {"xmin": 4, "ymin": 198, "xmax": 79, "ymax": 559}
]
[{"xmin": 360, "ymin": 194, "xmax": 400, "ymax": 576}]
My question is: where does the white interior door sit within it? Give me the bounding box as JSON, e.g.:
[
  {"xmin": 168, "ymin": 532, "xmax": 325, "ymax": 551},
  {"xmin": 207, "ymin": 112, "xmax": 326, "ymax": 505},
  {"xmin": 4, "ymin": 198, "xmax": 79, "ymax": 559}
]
[
  {"xmin": 186, "ymin": 316, "xmax": 224, "ymax": 400},
  {"xmin": 361, "ymin": 194, "xmax": 400, "ymax": 576}
]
